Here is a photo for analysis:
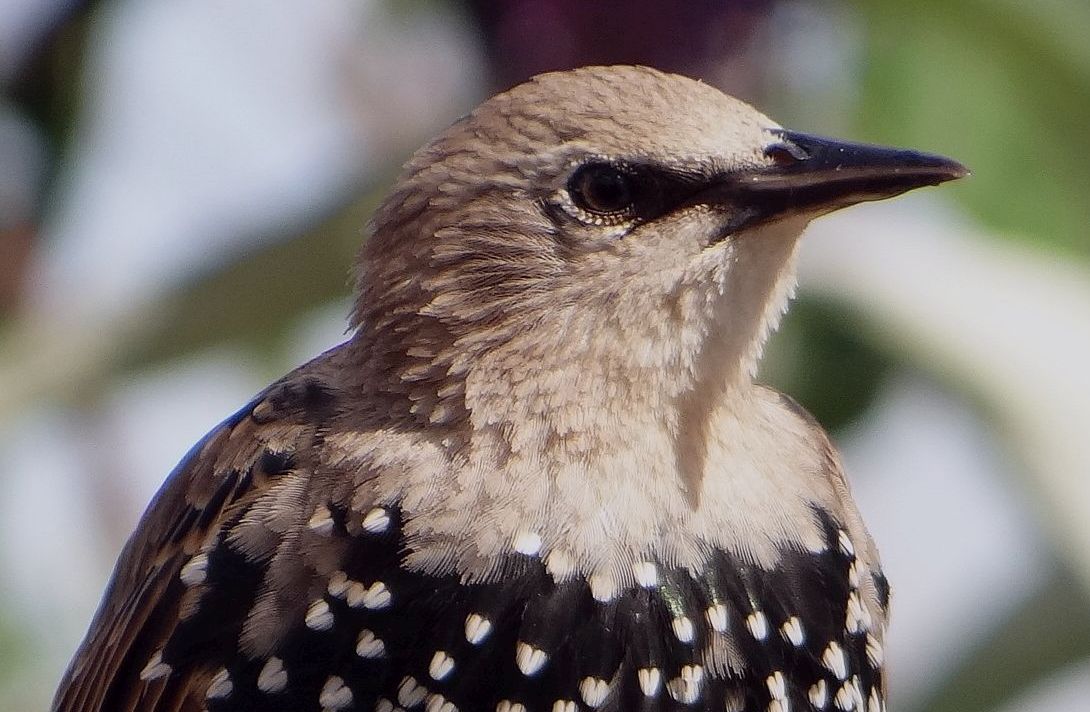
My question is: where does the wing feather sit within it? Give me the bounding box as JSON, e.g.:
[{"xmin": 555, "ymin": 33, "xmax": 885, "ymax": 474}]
[{"xmin": 52, "ymin": 361, "xmax": 344, "ymax": 712}]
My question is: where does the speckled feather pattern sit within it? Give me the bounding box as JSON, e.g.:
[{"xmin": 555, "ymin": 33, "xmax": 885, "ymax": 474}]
[{"xmin": 53, "ymin": 66, "xmax": 889, "ymax": 712}]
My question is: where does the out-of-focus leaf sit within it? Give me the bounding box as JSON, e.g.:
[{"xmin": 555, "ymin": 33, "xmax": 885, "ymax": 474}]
[
  {"xmin": 851, "ymin": 0, "xmax": 1090, "ymax": 257},
  {"xmin": 119, "ymin": 188, "xmax": 382, "ymax": 374},
  {"xmin": 915, "ymin": 566, "xmax": 1090, "ymax": 712},
  {"xmin": 761, "ymin": 296, "xmax": 892, "ymax": 434}
]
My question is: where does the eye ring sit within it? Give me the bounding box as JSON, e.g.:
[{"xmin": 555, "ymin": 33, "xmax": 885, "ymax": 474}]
[{"xmin": 568, "ymin": 163, "xmax": 636, "ymax": 216}]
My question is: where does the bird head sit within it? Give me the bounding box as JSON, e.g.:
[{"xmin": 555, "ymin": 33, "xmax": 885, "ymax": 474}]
[{"xmin": 352, "ymin": 65, "xmax": 965, "ymax": 428}]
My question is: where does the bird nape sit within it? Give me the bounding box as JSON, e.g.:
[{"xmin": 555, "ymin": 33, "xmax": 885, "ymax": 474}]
[{"xmin": 53, "ymin": 66, "xmax": 965, "ymax": 712}]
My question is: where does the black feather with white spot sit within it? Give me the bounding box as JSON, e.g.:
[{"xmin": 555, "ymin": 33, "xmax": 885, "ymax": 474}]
[{"xmin": 157, "ymin": 505, "xmax": 885, "ymax": 712}]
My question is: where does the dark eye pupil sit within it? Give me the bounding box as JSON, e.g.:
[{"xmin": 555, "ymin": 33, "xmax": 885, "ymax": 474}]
[{"xmin": 572, "ymin": 164, "xmax": 634, "ymax": 214}]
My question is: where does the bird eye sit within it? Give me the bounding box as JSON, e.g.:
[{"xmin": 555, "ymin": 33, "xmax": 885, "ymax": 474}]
[{"xmin": 569, "ymin": 163, "xmax": 636, "ymax": 216}]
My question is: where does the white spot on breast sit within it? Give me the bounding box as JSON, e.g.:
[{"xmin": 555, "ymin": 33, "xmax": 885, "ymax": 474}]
[
  {"xmin": 809, "ymin": 680, "xmax": 829, "ymax": 709},
  {"xmin": 327, "ymin": 571, "xmax": 351, "ymax": 598},
  {"xmin": 305, "ymin": 599, "xmax": 334, "ymax": 630},
  {"xmin": 426, "ymin": 693, "xmax": 458, "ymax": 712},
  {"xmin": 705, "ymin": 603, "xmax": 728, "ymax": 632},
  {"xmin": 496, "ymin": 700, "xmax": 526, "ymax": 712},
  {"xmin": 429, "ymin": 651, "xmax": 455, "ymax": 681},
  {"xmin": 632, "ymin": 561, "xmax": 658, "ymax": 587},
  {"xmin": 638, "ymin": 667, "xmax": 662, "ymax": 697},
  {"xmin": 206, "ymin": 668, "xmax": 233, "ymax": 700},
  {"xmin": 822, "ymin": 641, "xmax": 849, "ymax": 680},
  {"xmin": 865, "ymin": 633, "xmax": 884, "ymax": 668},
  {"xmin": 780, "ymin": 616, "xmax": 805, "ymax": 646},
  {"xmin": 356, "ymin": 581, "xmax": 391, "ymax": 609},
  {"xmin": 589, "ymin": 573, "xmax": 617, "ymax": 602},
  {"xmin": 376, "ymin": 698, "xmax": 395, "ymax": 712},
  {"xmin": 846, "ymin": 591, "xmax": 867, "ymax": 633},
  {"xmin": 515, "ymin": 642, "xmax": 548, "ymax": 676},
  {"xmin": 579, "ymin": 677, "xmax": 610, "ymax": 707},
  {"xmin": 398, "ymin": 676, "xmax": 428, "ymax": 708},
  {"xmin": 357, "ymin": 629, "xmax": 387, "ymax": 658},
  {"xmin": 746, "ymin": 610, "xmax": 769, "ymax": 640},
  {"xmin": 139, "ymin": 650, "xmax": 170, "ymax": 681},
  {"xmin": 343, "ymin": 580, "xmax": 368, "ymax": 607},
  {"xmin": 666, "ymin": 665, "xmax": 704, "ymax": 704},
  {"xmin": 766, "ymin": 671, "xmax": 786, "ymax": 700},
  {"xmin": 513, "ymin": 531, "xmax": 542, "ymax": 556},
  {"xmin": 835, "ymin": 680, "xmax": 857, "ymax": 710},
  {"xmin": 545, "ymin": 549, "xmax": 574, "ymax": 581},
  {"xmin": 465, "ymin": 613, "xmax": 493, "ymax": 645},
  {"xmin": 672, "ymin": 615, "xmax": 695, "ymax": 643},
  {"xmin": 179, "ymin": 553, "xmax": 208, "ymax": 586},
  {"xmin": 363, "ymin": 507, "xmax": 391, "ymax": 533},
  {"xmin": 321, "ymin": 675, "xmax": 353, "ymax": 710},
  {"xmin": 848, "ymin": 561, "xmax": 861, "ymax": 588},
  {"xmin": 308, "ymin": 506, "xmax": 335, "ymax": 536},
  {"xmin": 837, "ymin": 530, "xmax": 855, "ymax": 558},
  {"xmin": 257, "ymin": 657, "xmax": 288, "ymax": 694},
  {"xmin": 768, "ymin": 699, "xmax": 790, "ymax": 712},
  {"xmin": 868, "ymin": 687, "xmax": 883, "ymax": 712},
  {"xmin": 551, "ymin": 700, "xmax": 576, "ymax": 712}
]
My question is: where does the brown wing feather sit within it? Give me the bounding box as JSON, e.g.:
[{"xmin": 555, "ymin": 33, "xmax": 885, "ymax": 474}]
[{"xmin": 52, "ymin": 353, "xmax": 348, "ymax": 712}]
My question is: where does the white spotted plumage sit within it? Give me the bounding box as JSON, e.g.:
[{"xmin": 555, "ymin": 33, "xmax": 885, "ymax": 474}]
[
  {"xmin": 426, "ymin": 693, "xmax": 457, "ymax": 712},
  {"xmin": 666, "ymin": 665, "xmax": 704, "ymax": 704},
  {"xmin": 579, "ymin": 677, "xmax": 610, "ymax": 707},
  {"xmin": 205, "ymin": 668, "xmax": 232, "ymax": 700},
  {"xmin": 464, "ymin": 613, "xmax": 493, "ymax": 645},
  {"xmin": 398, "ymin": 676, "xmax": 428, "ymax": 708},
  {"xmin": 706, "ymin": 603, "xmax": 728, "ymax": 632},
  {"xmin": 515, "ymin": 642, "xmax": 548, "ymax": 676},
  {"xmin": 638, "ymin": 667, "xmax": 662, "ymax": 697},
  {"xmin": 512, "ymin": 531, "xmax": 542, "ymax": 556},
  {"xmin": 428, "ymin": 651, "xmax": 455, "ymax": 681},
  {"xmin": 632, "ymin": 560, "xmax": 658, "ymax": 587},
  {"xmin": 362, "ymin": 506, "xmax": 391, "ymax": 533},
  {"xmin": 809, "ymin": 680, "xmax": 829, "ymax": 709},
  {"xmin": 308, "ymin": 505, "xmax": 335, "ymax": 536},
  {"xmin": 823, "ymin": 641, "xmax": 849, "ymax": 680},
  {"xmin": 671, "ymin": 615, "xmax": 695, "ymax": 643},
  {"xmin": 257, "ymin": 657, "xmax": 288, "ymax": 694},
  {"xmin": 305, "ymin": 598, "xmax": 334, "ymax": 630},
  {"xmin": 138, "ymin": 650, "xmax": 170, "ymax": 681},
  {"xmin": 320, "ymin": 675, "xmax": 353, "ymax": 711},
  {"xmin": 356, "ymin": 629, "xmax": 386, "ymax": 658},
  {"xmin": 780, "ymin": 615, "xmax": 805, "ymax": 646},
  {"xmin": 178, "ymin": 552, "xmax": 208, "ymax": 586},
  {"xmin": 746, "ymin": 610, "xmax": 770, "ymax": 640}
]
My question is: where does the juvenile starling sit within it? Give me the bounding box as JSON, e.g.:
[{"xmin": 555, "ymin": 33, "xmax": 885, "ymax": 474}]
[{"xmin": 54, "ymin": 66, "xmax": 965, "ymax": 712}]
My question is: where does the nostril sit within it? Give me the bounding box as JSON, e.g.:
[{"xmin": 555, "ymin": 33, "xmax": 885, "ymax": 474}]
[{"xmin": 764, "ymin": 142, "xmax": 810, "ymax": 166}]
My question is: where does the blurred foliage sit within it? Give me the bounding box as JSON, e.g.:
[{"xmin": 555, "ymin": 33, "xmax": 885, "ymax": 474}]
[
  {"xmin": 852, "ymin": 0, "xmax": 1090, "ymax": 257},
  {"xmin": 842, "ymin": 3, "xmax": 1090, "ymax": 710},
  {"xmin": 762, "ymin": 297, "xmax": 891, "ymax": 433},
  {"xmin": 3, "ymin": 1, "xmax": 1089, "ymax": 710},
  {"xmin": 923, "ymin": 566, "xmax": 1090, "ymax": 712},
  {"xmin": 0, "ymin": 611, "xmax": 32, "ymax": 704},
  {"xmin": 120, "ymin": 188, "xmax": 379, "ymax": 375}
]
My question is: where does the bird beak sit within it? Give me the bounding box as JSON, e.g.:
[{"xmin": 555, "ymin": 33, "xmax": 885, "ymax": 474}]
[{"xmin": 712, "ymin": 130, "xmax": 969, "ymax": 234}]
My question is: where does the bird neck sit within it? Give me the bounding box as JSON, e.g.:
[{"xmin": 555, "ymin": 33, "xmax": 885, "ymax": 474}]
[
  {"xmin": 459, "ymin": 218, "xmax": 806, "ymax": 450},
  {"xmin": 346, "ymin": 219, "xmax": 813, "ymax": 580}
]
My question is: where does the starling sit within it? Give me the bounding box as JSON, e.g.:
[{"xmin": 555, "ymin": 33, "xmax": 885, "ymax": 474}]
[{"xmin": 53, "ymin": 65, "xmax": 966, "ymax": 712}]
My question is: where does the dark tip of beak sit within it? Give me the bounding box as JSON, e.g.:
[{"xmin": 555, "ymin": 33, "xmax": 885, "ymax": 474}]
[
  {"xmin": 731, "ymin": 131, "xmax": 967, "ymax": 222},
  {"xmin": 761, "ymin": 130, "xmax": 969, "ymax": 191},
  {"xmin": 702, "ymin": 130, "xmax": 967, "ymax": 239}
]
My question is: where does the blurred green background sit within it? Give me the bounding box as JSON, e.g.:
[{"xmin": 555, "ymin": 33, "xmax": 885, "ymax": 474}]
[{"xmin": 1, "ymin": 1, "xmax": 1088, "ymax": 710}]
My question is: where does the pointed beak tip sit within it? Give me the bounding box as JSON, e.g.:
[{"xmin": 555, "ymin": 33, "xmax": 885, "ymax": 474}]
[
  {"xmin": 931, "ymin": 156, "xmax": 970, "ymax": 183},
  {"xmin": 950, "ymin": 162, "xmax": 971, "ymax": 180}
]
